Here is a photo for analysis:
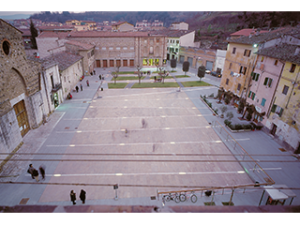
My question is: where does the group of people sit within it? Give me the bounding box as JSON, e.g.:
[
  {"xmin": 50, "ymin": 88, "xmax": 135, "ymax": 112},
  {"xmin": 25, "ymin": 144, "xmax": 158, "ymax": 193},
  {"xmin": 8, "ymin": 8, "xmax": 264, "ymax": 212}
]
[
  {"xmin": 70, "ymin": 189, "xmax": 86, "ymax": 205},
  {"xmin": 27, "ymin": 164, "xmax": 45, "ymax": 182}
]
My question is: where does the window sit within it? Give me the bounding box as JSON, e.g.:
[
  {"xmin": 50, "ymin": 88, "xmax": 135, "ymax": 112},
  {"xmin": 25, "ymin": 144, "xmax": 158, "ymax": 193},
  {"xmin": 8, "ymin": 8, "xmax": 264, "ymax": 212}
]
[
  {"xmin": 109, "ymin": 47, "xmax": 113, "ymax": 50},
  {"xmin": 271, "ymin": 104, "xmax": 284, "ymax": 117},
  {"xmin": 156, "ymin": 38, "xmax": 160, "ymax": 43},
  {"xmin": 116, "ymin": 47, "xmax": 121, "ymax": 50},
  {"xmin": 102, "ymin": 47, "xmax": 106, "ymax": 50},
  {"xmin": 261, "ymin": 98, "xmax": 266, "ymax": 107},
  {"xmin": 274, "ymin": 60, "xmax": 278, "ymax": 66},
  {"xmin": 263, "ymin": 77, "xmax": 273, "ymax": 87},
  {"xmin": 232, "ymin": 47, "xmax": 236, "ymax": 54},
  {"xmin": 149, "ymin": 46, "xmax": 154, "ymax": 54},
  {"xmin": 290, "ymin": 64, "xmax": 296, "ymax": 73},
  {"xmin": 282, "ymin": 85, "xmax": 289, "ymax": 95},
  {"xmin": 123, "ymin": 47, "xmax": 127, "ymax": 50},
  {"xmin": 248, "ymin": 91, "xmax": 255, "ymax": 100},
  {"xmin": 239, "ymin": 66, "xmax": 247, "ymax": 75},
  {"xmin": 237, "ymin": 83, "xmax": 241, "ymax": 91},
  {"xmin": 244, "ymin": 49, "xmax": 251, "ymax": 57},
  {"xmin": 261, "ymin": 56, "xmax": 264, "ymax": 62},
  {"xmin": 2, "ymin": 40, "xmax": 10, "ymax": 55},
  {"xmin": 229, "ymin": 63, "xmax": 232, "ymax": 69},
  {"xmin": 252, "ymin": 72, "xmax": 260, "ymax": 81},
  {"xmin": 226, "ymin": 78, "xmax": 229, "ymax": 85}
]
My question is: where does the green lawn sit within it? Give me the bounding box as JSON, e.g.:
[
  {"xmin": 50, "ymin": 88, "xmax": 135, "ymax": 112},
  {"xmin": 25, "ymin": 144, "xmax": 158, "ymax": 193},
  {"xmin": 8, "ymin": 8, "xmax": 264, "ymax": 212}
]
[
  {"xmin": 181, "ymin": 81, "xmax": 211, "ymax": 87},
  {"xmin": 111, "ymin": 71, "xmax": 136, "ymax": 75},
  {"xmin": 149, "ymin": 75, "xmax": 190, "ymax": 79},
  {"xmin": 108, "ymin": 83, "xmax": 128, "ymax": 89},
  {"xmin": 114, "ymin": 76, "xmax": 145, "ymax": 81},
  {"xmin": 131, "ymin": 82, "xmax": 179, "ymax": 88}
]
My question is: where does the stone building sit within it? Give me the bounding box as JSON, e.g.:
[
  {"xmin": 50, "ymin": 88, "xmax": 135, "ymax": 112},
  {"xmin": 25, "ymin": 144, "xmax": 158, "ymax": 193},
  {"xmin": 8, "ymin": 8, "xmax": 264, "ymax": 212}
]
[
  {"xmin": 111, "ymin": 22, "xmax": 134, "ymax": 32},
  {"xmin": 66, "ymin": 31, "xmax": 167, "ymax": 68},
  {"xmin": 65, "ymin": 40, "xmax": 95, "ymax": 74},
  {"xmin": 0, "ymin": 19, "xmax": 45, "ymax": 160}
]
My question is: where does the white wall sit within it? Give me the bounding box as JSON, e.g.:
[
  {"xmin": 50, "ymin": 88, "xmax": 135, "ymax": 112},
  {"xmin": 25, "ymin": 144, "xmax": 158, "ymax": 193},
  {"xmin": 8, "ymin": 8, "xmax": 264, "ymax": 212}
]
[{"xmin": 180, "ymin": 31, "xmax": 195, "ymax": 48}]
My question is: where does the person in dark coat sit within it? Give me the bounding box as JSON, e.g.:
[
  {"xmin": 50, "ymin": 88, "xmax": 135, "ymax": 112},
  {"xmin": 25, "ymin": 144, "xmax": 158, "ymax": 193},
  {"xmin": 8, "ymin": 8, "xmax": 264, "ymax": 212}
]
[
  {"xmin": 70, "ymin": 190, "xmax": 76, "ymax": 205},
  {"xmin": 99, "ymin": 75, "xmax": 101, "ymax": 80},
  {"xmin": 75, "ymin": 86, "xmax": 79, "ymax": 92},
  {"xmin": 32, "ymin": 168, "xmax": 39, "ymax": 182},
  {"xmin": 80, "ymin": 84, "xmax": 83, "ymax": 91},
  {"xmin": 86, "ymin": 80, "xmax": 89, "ymax": 87},
  {"xmin": 28, "ymin": 164, "xmax": 35, "ymax": 179},
  {"xmin": 39, "ymin": 165, "xmax": 45, "ymax": 180},
  {"xmin": 80, "ymin": 189, "xmax": 86, "ymax": 204}
]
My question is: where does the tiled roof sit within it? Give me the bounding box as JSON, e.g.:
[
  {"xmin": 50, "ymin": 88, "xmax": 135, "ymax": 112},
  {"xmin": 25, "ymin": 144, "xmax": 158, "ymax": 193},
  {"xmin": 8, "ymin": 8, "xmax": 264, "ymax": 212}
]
[
  {"xmin": 28, "ymin": 51, "xmax": 83, "ymax": 71},
  {"xmin": 230, "ymin": 28, "xmax": 268, "ymax": 36},
  {"xmin": 228, "ymin": 27, "xmax": 300, "ymax": 45},
  {"xmin": 37, "ymin": 32, "xmax": 70, "ymax": 39},
  {"xmin": 38, "ymin": 25, "xmax": 74, "ymax": 30},
  {"xmin": 65, "ymin": 40, "xmax": 94, "ymax": 50},
  {"xmin": 149, "ymin": 29, "xmax": 194, "ymax": 37},
  {"xmin": 112, "ymin": 21, "xmax": 133, "ymax": 26},
  {"xmin": 67, "ymin": 30, "xmax": 151, "ymax": 37},
  {"xmin": 256, "ymin": 43, "xmax": 300, "ymax": 65},
  {"xmin": 19, "ymin": 29, "xmax": 31, "ymax": 36}
]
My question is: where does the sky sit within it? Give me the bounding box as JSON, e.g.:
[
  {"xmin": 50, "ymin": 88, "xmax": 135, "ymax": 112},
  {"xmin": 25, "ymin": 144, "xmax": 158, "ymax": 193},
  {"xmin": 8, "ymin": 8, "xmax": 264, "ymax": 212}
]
[{"xmin": 0, "ymin": 0, "xmax": 295, "ymax": 17}]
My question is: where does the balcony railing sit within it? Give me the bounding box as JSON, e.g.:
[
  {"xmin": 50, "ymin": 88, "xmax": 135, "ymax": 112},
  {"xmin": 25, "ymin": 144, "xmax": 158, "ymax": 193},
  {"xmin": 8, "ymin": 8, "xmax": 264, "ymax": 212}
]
[{"xmin": 52, "ymin": 83, "xmax": 62, "ymax": 92}]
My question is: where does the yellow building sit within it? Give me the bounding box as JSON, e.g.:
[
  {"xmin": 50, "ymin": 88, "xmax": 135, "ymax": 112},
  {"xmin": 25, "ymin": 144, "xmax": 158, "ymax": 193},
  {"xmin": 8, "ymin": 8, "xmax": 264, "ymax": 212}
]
[
  {"xmin": 65, "ymin": 20, "xmax": 80, "ymax": 26},
  {"xmin": 267, "ymin": 45, "xmax": 300, "ymax": 152},
  {"xmin": 65, "ymin": 20, "xmax": 96, "ymax": 31}
]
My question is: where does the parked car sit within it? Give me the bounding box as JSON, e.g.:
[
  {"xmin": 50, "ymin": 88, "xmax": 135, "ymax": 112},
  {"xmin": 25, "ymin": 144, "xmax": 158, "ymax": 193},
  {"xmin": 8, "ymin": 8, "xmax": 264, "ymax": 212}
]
[
  {"xmin": 211, "ymin": 71, "xmax": 222, "ymax": 78},
  {"xmin": 205, "ymin": 69, "xmax": 211, "ymax": 74}
]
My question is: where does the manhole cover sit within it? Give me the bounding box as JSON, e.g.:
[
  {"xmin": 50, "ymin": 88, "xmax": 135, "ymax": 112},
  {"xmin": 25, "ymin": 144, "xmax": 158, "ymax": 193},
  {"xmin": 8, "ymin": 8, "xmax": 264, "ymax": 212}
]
[
  {"xmin": 279, "ymin": 148, "xmax": 286, "ymax": 152},
  {"xmin": 83, "ymin": 101, "xmax": 87, "ymax": 103},
  {"xmin": 19, "ymin": 198, "xmax": 29, "ymax": 205},
  {"xmin": 65, "ymin": 127, "xmax": 70, "ymax": 130}
]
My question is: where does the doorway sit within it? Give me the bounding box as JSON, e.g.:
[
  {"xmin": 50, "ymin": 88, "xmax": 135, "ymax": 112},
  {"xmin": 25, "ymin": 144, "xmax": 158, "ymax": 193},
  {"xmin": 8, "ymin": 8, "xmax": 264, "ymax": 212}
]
[
  {"xmin": 270, "ymin": 123, "xmax": 277, "ymax": 136},
  {"xmin": 13, "ymin": 100, "xmax": 30, "ymax": 137}
]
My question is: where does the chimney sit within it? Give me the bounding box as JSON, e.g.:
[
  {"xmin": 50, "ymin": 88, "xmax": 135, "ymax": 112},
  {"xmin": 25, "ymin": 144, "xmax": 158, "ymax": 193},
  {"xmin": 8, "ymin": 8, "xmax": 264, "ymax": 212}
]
[{"xmin": 295, "ymin": 47, "xmax": 300, "ymax": 55}]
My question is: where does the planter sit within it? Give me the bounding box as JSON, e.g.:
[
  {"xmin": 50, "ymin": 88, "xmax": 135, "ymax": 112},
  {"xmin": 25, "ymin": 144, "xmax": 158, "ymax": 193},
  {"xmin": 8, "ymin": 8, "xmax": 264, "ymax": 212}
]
[{"xmin": 225, "ymin": 125, "xmax": 252, "ymax": 133}]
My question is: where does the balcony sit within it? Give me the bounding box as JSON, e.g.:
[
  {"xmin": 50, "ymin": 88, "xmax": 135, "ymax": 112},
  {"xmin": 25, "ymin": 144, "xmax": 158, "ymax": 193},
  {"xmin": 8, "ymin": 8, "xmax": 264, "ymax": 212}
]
[{"xmin": 51, "ymin": 83, "xmax": 62, "ymax": 93}]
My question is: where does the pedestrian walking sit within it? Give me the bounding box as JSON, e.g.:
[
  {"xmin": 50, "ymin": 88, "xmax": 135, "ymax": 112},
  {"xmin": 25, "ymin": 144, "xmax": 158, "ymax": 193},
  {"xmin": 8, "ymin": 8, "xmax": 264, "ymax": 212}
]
[
  {"xmin": 32, "ymin": 167, "xmax": 39, "ymax": 182},
  {"xmin": 70, "ymin": 190, "xmax": 76, "ymax": 205},
  {"xmin": 99, "ymin": 74, "xmax": 101, "ymax": 80},
  {"xmin": 86, "ymin": 80, "xmax": 89, "ymax": 87},
  {"xmin": 80, "ymin": 84, "xmax": 83, "ymax": 91},
  {"xmin": 75, "ymin": 86, "xmax": 79, "ymax": 92},
  {"xmin": 39, "ymin": 165, "xmax": 45, "ymax": 180},
  {"xmin": 27, "ymin": 164, "xmax": 35, "ymax": 179},
  {"xmin": 90, "ymin": 72, "xmax": 93, "ymax": 76},
  {"xmin": 80, "ymin": 189, "xmax": 86, "ymax": 204},
  {"xmin": 93, "ymin": 70, "xmax": 95, "ymax": 75}
]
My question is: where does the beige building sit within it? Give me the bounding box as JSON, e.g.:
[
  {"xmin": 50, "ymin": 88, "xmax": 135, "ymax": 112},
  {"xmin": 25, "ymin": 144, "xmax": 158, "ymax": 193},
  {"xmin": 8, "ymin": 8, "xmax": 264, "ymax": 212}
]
[
  {"xmin": 170, "ymin": 22, "xmax": 189, "ymax": 30},
  {"xmin": 111, "ymin": 22, "xmax": 134, "ymax": 32}
]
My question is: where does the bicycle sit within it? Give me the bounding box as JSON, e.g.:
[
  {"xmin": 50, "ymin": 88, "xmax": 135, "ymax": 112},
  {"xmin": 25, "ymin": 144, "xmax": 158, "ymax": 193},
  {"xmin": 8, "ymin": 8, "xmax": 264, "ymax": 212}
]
[
  {"xmin": 163, "ymin": 193, "xmax": 180, "ymax": 203},
  {"xmin": 179, "ymin": 191, "xmax": 197, "ymax": 203}
]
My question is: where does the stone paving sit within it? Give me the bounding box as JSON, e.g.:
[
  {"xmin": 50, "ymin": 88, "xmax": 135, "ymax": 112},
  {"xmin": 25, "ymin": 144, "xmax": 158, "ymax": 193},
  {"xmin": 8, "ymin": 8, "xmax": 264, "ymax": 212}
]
[{"xmin": 1, "ymin": 65, "xmax": 299, "ymax": 209}]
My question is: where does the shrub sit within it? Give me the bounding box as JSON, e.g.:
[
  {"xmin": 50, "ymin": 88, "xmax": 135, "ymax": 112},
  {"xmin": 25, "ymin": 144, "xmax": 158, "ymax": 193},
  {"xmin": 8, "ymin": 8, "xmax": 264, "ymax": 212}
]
[
  {"xmin": 220, "ymin": 106, "xmax": 227, "ymax": 114},
  {"xmin": 234, "ymin": 124, "xmax": 243, "ymax": 130},
  {"xmin": 224, "ymin": 119, "xmax": 232, "ymax": 127},
  {"xmin": 208, "ymin": 93, "xmax": 214, "ymax": 98},
  {"xmin": 208, "ymin": 102, "xmax": 212, "ymax": 108},
  {"xmin": 226, "ymin": 112, "xmax": 234, "ymax": 120},
  {"xmin": 242, "ymin": 124, "xmax": 252, "ymax": 130}
]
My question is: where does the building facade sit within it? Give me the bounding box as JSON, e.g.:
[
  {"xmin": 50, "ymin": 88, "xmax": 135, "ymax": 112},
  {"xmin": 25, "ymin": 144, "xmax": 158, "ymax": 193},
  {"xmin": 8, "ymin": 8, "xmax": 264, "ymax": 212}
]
[{"xmin": 0, "ymin": 19, "xmax": 45, "ymax": 160}]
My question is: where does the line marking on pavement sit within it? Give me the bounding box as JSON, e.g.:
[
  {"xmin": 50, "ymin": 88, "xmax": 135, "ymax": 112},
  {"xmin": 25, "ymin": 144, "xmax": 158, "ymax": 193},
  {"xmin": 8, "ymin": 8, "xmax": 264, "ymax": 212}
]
[
  {"xmin": 62, "ymin": 114, "xmax": 212, "ymax": 120},
  {"xmin": 27, "ymin": 170, "xmax": 247, "ymax": 178},
  {"xmin": 55, "ymin": 126, "xmax": 213, "ymax": 134}
]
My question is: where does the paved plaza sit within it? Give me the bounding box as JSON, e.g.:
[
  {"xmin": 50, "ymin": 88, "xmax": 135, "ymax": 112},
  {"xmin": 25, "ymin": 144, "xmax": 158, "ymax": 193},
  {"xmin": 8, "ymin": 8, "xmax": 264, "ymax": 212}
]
[{"xmin": 0, "ymin": 65, "xmax": 300, "ymax": 210}]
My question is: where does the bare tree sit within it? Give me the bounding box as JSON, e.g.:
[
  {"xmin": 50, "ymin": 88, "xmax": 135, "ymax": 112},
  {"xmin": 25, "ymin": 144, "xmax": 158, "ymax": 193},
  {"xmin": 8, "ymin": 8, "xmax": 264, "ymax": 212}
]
[{"xmin": 136, "ymin": 64, "xmax": 143, "ymax": 84}]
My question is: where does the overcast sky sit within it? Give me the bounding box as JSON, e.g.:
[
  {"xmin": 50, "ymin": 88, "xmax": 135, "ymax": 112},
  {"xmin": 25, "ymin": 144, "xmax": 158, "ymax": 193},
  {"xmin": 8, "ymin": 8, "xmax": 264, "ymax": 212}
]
[{"xmin": 0, "ymin": 1, "xmax": 294, "ymax": 16}]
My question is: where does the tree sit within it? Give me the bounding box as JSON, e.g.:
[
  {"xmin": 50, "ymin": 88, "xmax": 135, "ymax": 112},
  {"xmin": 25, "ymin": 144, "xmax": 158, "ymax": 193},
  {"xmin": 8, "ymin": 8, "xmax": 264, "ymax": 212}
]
[
  {"xmin": 182, "ymin": 61, "xmax": 190, "ymax": 76},
  {"xmin": 136, "ymin": 65, "xmax": 143, "ymax": 84},
  {"xmin": 197, "ymin": 65, "xmax": 206, "ymax": 82},
  {"xmin": 170, "ymin": 59, "xmax": 177, "ymax": 70},
  {"xmin": 30, "ymin": 20, "xmax": 38, "ymax": 49}
]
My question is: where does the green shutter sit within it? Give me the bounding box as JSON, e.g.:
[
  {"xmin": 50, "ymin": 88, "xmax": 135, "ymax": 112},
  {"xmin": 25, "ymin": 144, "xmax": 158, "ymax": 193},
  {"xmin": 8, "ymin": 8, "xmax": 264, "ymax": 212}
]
[
  {"xmin": 271, "ymin": 104, "xmax": 277, "ymax": 112},
  {"xmin": 255, "ymin": 74, "xmax": 260, "ymax": 81},
  {"xmin": 264, "ymin": 77, "xmax": 268, "ymax": 85},
  {"xmin": 248, "ymin": 91, "xmax": 252, "ymax": 98},
  {"xmin": 268, "ymin": 79, "xmax": 272, "ymax": 87},
  {"xmin": 279, "ymin": 108, "xmax": 284, "ymax": 117},
  {"xmin": 252, "ymin": 93, "xmax": 256, "ymax": 100}
]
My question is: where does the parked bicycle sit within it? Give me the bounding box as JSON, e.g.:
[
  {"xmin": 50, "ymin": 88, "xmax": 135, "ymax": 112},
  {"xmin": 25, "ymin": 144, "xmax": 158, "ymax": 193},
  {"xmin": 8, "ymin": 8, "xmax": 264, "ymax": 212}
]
[
  {"xmin": 163, "ymin": 193, "xmax": 180, "ymax": 203},
  {"xmin": 179, "ymin": 191, "xmax": 197, "ymax": 203}
]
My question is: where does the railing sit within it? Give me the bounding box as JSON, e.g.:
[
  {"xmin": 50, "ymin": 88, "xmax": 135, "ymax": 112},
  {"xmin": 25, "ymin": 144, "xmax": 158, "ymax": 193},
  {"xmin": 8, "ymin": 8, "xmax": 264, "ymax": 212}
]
[{"xmin": 211, "ymin": 120, "xmax": 275, "ymax": 186}]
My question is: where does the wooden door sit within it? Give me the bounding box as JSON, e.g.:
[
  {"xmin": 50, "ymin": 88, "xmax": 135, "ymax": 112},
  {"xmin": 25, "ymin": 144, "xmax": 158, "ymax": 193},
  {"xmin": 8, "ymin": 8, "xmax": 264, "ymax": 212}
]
[
  {"xmin": 109, "ymin": 60, "xmax": 114, "ymax": 67},
  {"xmin": 103, "ymin": 60, "xmax": 107, "ymax": 68},
  {"xmin": 130, "ymin": 59, "xmax": 134, "ymax": 67},
  {"xmin": 116, "ymin": 60, "xmax": 121, "ymax": 67},
  {"xmin": 13, "ymin": 100, "xmax": 30, "ymax": 137},
  {"xmin": 123, "ymin": 59, "xmax": 128, "ymax": 67},
  {"xmin": 270, "ymin": 124, "xmax": 277, "ymax": 136},
  {"xmin": 96, "ymin": 60, "xmax": 101, "ymax": 67}
]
